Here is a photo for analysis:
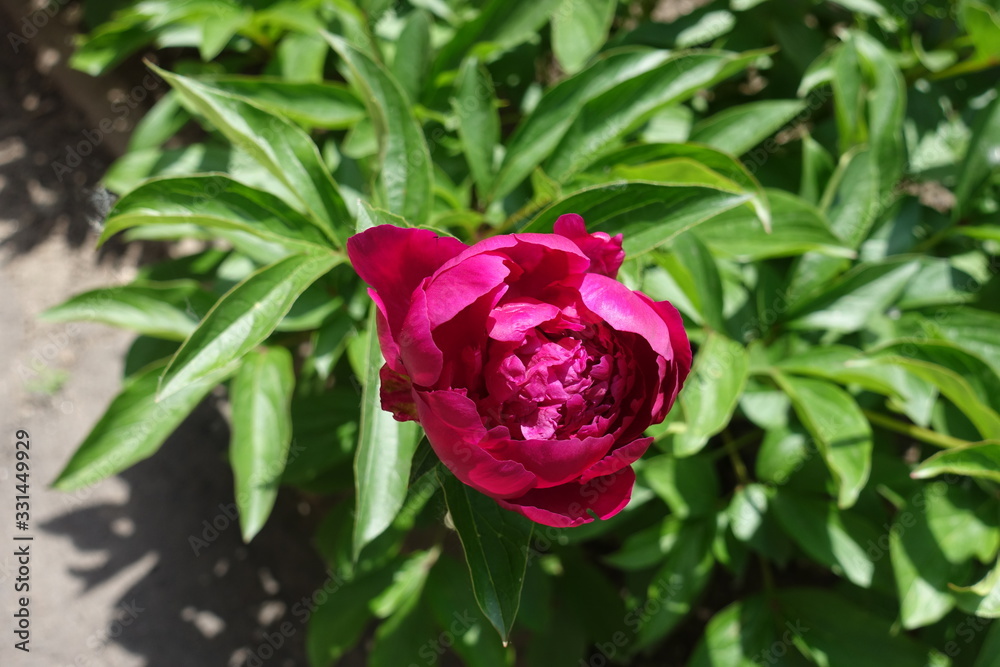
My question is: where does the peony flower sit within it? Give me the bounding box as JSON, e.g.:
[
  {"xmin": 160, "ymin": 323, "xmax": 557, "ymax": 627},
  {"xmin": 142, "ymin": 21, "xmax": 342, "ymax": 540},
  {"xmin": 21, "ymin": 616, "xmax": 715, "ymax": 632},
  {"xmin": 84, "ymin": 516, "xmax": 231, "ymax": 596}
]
[{"xmin": 347, "ymin": 214, "xmax": 691, "ymax": 528}]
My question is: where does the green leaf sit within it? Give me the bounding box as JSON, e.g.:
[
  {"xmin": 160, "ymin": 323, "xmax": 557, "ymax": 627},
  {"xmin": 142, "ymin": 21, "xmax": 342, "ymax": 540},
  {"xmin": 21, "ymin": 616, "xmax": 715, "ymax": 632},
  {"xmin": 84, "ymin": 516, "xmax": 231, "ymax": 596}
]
[
  {"xmin": 152, "ymin": 66, "xmax": 351, "ymax": 243},
  {"xmin": 521, "ymin": 182, "xmax": 754, "ymax": 257},
  {"xmin": 70, "ymin": 15, "xmax": 157, "ymax": 76},
  {"xmin": 800, "ymin": 133, "xmax": 835, "ymax": 205},
  {"xmin": 674, "ymin": 333, "xmax": 750, "ymax": 456},
  {"xmin": 124, "ymin": 337, "xmax": 181, "ymax": 378},
  {"xmin": 369, "ymin": 600, "xmax": 440, "ymax": 667},
  {"xmin": 690, "ymin": 99, "xmax": 808, "ymax": 156},
  {"xmin": 890, "ymin": 510, "xmax": 958, "ymax": 629},
  {"xmin": 282, "ymin": 386, "xmax": 358, "ymax": 488},
  {"xmin": 771, "ymin": 489, "xmax": 879, "ymax": 588},
  {"xmin": 952, "ymin": 558, "xmax": 1000, "ymax": 618},
  {"xmin": 426, "ymin": 554, "xmax": 512, "ymax": 667},
  {"xmin": 195, "ymin": 76, "xmax": 366, "ymax": 129},
  {"xmin": 52, "ymin": 360, "xmax": 222, "ymax": 490},
  {"xmin": 961, "ymin": 0, "xmax": 1000, "ymax": 62},
  {"xmin": 353, "ymin": 308, "xmax": 422, "ymax": 561},
  {"xmin": 492, "ymin": 49, "xmax": 761, "ymax": 200},
  {"xmin": 313, "ymin": 313, "xmax": 355, "ymax": 381},
  {"xmin": 923, "ymin": 481, "xmax": 998, "ymax": 565},
  {"xmin": 774, "ymin": 346, "xmax": 938, "ymax": 428},
  {"xmin": 652, "ymin": 232, "xmax": 726, "ymax": 332},
  {"xmin": 785, "ymin": 257, "xmax": 921, "ymax": 334},
  {"xmin": 126, "ymin": 90, "xmax": 189, "ymax": 152},
  {"xmin": 100, "ymin": 175, "xmax": 337, "ymax": 251},
  {"xmin": 913, "ymin": 442, "xmax": 1000, "ymax": 483},
  {"xmin": 864, "ymin": 341, "xmax": 1000, "ymax": 440},
  {"xmin": 103, "ymin": 142, "xmax": 233, "ymax": 195},
  {"xmin": 542, "ymin": 49, "xmax": 767, "ymax": 183},
  {"xmin": 954, "ymin": 92, "xmax": 1000, "ymax": 220},
  {"xmin": 551, "ymin": 0, "xmax": 617, "ymax": 74},
  {"xmin": 976, "ymin": 621, "xmax": 1000, "ymax": 667},
  {"xmin": 391, "ymin": 8, "xmax": 432, "ymax": 103},
  {"xmin": 356, "ymin": 200, "xmax": 410, "ymax": 233},
  {"xmin": 633, "ymin": 518, "xmax": 715, "ymax": 651},
  {"xmin": 603, "ymin": 518, "xmax": 676, "ymax": 571},
  {"xmin": 159, "ymin": 252, "xmax": 341, "ymax": 400},
  {"xmin": 889, "ymin": 308, "xmax": 1000, "ymax": 379},
  {"xmin": 454, "ymin": 57, "xmax": 501, "ymax": 197},
  {"xmin": 826, "ymin": 33, "xmax": 906, "ymax": 244},
  {"xmin": 693, "ymin": 189, "xmax": 854, "ymax": 261},
  {"xmin": 306, "ymin": 555, "xmax": 415, "ymax": 667},
  {"xmin": 889, "ymin": 482, "xmax": 996, "ymax": 628},
  {"xmin": 432, "ymin": 0, "xmax": 563, "ymax": 74},
  {"xmin": 688, "ymin": 596, "xmax": 782, "ymax": 667},
  {"xmin": 275, "ymin": 32, "xmax": 329, "ymax": 83},
  {"xmin": 574, "ymin": 146, "xmax": 770, "ymax": 230},
  {"xmin": 776, "ymin": 345, "xmax": 900, "ymax": 397},
  {"xmin": 583, "ymin": 143, "xmax": 765, "ymax": 195},
  {"xmin": 772, "ymin": 372, "xmax": 872, "ymax": 508},
  {"xmin": 229, "ymin": 346, "xmax": 295, "ymax": 542},
  {"xmin": 326, "ymin": 33, "xmax": 433, "ymax": 225},
  {"xmin": 833, "ymin": 0, "xmax": 889, "ymax": 17},
  {"xmin": 726, "ymin": 482, "xmax": 794, "ymax": 565},
  {"xmin": 439, "ymin": 470, "xmax": 533, "ymax": 644},
  {"xmin": 641, "ymin": 453, "xmax": 720, "ymax": 518},
  {"xmin": 776, "ymin": 588, "xmax": 937, "ymax": 667},
  {"xmin": 370, "ymin": 547, "xmax": 439, "ymax": 619},
  {"xmin": 40, "ymin": 281, "xmax": 214, "ymax": 341}
]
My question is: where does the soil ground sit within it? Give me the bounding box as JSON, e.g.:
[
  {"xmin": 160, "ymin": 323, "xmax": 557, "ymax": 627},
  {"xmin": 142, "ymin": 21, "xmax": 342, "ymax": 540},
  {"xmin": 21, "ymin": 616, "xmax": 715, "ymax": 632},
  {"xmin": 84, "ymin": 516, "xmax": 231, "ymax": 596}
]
[{"xmin": 0, "ymin": 3, "xmax": 327, "ymax": 666}]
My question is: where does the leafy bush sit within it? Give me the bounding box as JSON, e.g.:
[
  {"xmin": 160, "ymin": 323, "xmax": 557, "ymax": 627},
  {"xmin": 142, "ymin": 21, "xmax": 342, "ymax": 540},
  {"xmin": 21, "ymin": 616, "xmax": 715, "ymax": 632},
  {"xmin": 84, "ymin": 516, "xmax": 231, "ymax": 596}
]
[{"xmin": 51, "ymin": 0, "xmax": 1000, "ymax": 664}]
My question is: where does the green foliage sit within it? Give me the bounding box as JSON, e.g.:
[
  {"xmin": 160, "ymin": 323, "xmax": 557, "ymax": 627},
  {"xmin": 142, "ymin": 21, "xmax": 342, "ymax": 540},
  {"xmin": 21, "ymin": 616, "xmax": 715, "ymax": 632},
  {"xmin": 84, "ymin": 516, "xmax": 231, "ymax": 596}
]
[{"xmin": 56, "ymin": 0, "xmax": 1000, "ymax": 664}]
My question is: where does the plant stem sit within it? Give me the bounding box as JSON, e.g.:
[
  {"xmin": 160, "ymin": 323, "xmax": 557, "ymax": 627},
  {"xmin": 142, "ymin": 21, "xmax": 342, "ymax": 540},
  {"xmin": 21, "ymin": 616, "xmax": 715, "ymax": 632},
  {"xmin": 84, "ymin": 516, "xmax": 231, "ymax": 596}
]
[
  {"xmin": 723, "ymin": 430, "xmax": 752, "ymax": 484},
  {"xmin": 862, "ymin": 410, "xmax": 971, "ymax": 450}
]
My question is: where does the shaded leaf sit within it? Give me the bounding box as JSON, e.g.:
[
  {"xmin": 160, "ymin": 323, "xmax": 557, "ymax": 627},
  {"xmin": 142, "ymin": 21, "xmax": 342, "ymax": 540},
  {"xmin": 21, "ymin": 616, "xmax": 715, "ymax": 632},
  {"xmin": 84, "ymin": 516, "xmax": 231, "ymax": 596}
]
[{"xmin": 439, "ymin": 470, "xmax": 533, "ymax": 643}]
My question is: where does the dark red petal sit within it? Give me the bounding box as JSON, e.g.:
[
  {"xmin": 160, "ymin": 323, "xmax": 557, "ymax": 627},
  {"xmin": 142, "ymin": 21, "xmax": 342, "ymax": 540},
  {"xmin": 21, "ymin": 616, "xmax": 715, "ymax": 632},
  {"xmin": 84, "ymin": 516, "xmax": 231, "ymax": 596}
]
[
  {"xmin": 347, "ymin": 225, "xmax": 467, "ymax": 336},
  {"xmin": 413, "ymin": 389, "xmax": 537, "ymax": 499},
  {"xmin": 483, "ymin": 431, "xmax": 616, "ymax": 488},
  {"xmin": 553, "ymin": 213, "xmax": 625, "ymax": 278},
  {"xmin": 579, "ymin": 437, "xmax": 653, "ymax": 483},
  {"xmin": 496, "ymin": 467, "xmax": 636, "ymax": 528}
]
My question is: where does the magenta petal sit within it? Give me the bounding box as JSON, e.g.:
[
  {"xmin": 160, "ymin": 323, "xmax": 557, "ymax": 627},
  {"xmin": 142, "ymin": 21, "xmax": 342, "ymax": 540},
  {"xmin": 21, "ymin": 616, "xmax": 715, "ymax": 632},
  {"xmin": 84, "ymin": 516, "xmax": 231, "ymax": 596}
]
[
  {"xmin": 424, "ymin": 253, "xmax": 511, "ymax": 328},
  {"xmin": 347, "ymin": 225, "xmax": 467, "ymax": 335},
  {"xmin": 371, "ymin": 291, "xmax": 404, "ymax": 373},
  {"xmin": 553, "ymin": 213, "xmax": 625, "ymax": 278},
  {"xmin": 414, "ymin": 389, "xmax": 537, "ymax": 499},
  {"xmin": 638, "ymin": 294, "xmax": 692, "ymax": 383},
  {"xmin": 497, "ymin": 468, "xmax": 637, "ymax": 528},
  {"xmin": 398, "ymin": 287, "xmax": 444, "ymax": 387},
  {"xmin": 435, "ymin": 232, "xmax": 591, "ymax": 277},
  {"xmin": 577, "ymin": 273, "xmax": 674, "ymax": 360},
  {"xmin": 484, "ymin": 433, "xmax": 615, "ymax": 488},
  {"xmin": 579, "ymin": 437, "xmax": 652, "ymax": 483},
  {"xmin": 488, "ymin": 300, "xmax": 561, "ymax": 341}
]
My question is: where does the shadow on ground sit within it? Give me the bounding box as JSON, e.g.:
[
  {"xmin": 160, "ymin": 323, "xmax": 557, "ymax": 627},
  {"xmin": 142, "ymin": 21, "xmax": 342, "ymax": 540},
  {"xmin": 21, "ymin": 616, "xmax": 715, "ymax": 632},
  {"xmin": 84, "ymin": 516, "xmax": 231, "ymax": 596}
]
[{"xmin": 40, "ymin": 398, "xmax": 328, "ymax": 667}]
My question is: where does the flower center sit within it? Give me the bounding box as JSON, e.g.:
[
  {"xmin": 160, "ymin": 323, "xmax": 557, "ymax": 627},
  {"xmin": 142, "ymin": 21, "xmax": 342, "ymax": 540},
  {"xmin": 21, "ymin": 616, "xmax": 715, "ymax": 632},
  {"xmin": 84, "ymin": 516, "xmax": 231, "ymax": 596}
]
[{"xmin": 481, "ymin": 316, "xmax": 623, "ymax": 440}]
